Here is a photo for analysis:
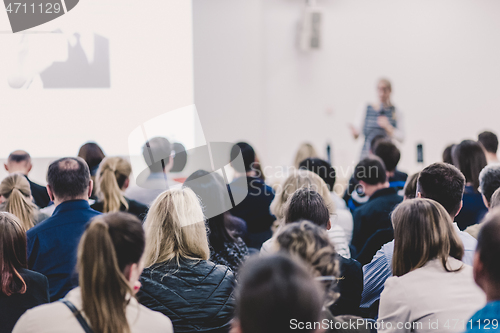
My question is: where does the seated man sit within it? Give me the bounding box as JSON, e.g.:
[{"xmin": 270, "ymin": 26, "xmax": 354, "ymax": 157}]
[
  {"xmin": 27, "ymin": 157, "xmax": 100, "ymax": 301},
  {"xmin": 351, "ymin": 157, "xmax": 402, "ymax": 255},
  {"xmin": 478, "ymin": 131, "xmax": 499, "ymax": 164},
  {"xmin": 229, "ymin": 142, "xmax": 275, "ymax": 249},
  {"xmin": 361, "ymin": 163, "xmax": 478, "ymax": 315},
  {"xmin": 466, "ymin": 208, "xmax": 500, "ymax": 332},
  {"xmin": 373, "ymin": 140, "xmax": 408, "ymax": 193},
  {"xmin": 4, "ymin": 150, "xmax": 50, "ymax": 208}
]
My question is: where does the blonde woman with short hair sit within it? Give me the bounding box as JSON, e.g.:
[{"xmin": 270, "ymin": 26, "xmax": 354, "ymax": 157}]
[
  {"xmin": 378, "ymin": 199, "xmax": 485, "ymax": 333},
  {"xmin": 137, "ymin": 187, "xmax": 236, "ymax": 333},
  {"xmin": 91, "ymin": 157, "xmax": 148, "ymax": 221},
  {"xmin": 0, "ymin": 174, "xmax": 47, "ymax": 230}
]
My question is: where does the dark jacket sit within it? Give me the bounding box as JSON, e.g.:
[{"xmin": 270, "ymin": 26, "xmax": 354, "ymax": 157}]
[
  {"xmin": 25, "ymin": 176, "xmax": 51, "ymax": 208},
  {"xmin": 351, "ymin": 187, "xmax": 402, "ymax": 254},
  {"xmin": 0, "ymin": 268, "xmax": 49, "ymax": 333},
  {"xmin": 91, "ymin": 197, "xmax": 148, "ymax": 222},
  {"xmin": 138, "ymin": 258, "xmax": 236, "ymax": 333},
  {"xmin": 26, "ymin": 200, "xmax": 101, "ymax": 301},
  {"xmin": 455, "ymin": 185, "xmax": 488, "ymax": 230},
  {"xmin": 330, "ymin": 255, "xmax": 363, "ymax": 316}
]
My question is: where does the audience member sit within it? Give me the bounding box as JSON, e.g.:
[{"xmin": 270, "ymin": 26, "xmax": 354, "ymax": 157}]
[
  {"xmin": 26, "ymin": 157, "xmax": 100, "ymax": 301},
  {"xmin": 0, "ymin": 174, "xmax": 48, "ymax": 230},
  {"xmin": 264, "ymin": 188, "xmax": 363, "ymax": 316},
  {"xmin": 361, "ymin": 163, "xmax": 478, "ymax": 315},
  {"xmin": 125, "ymin": 137, "xmax": 178, "ymax": 206},
  {"xmin": 373, "ymin": 140, "xmax": 408, "ymax": 192},
  {"xmin": 77, "ymin": 142, "xmax": 105, "ymax": 177},
  {"xmin": 490, "ymin": 187, "xmax": 500, "ymax": 209},
  {"xmin": 351, "ymin": 157, "xmax": 402, "ymax": 255},
  {"xmin": 294, "ymin": 142, "xmax": 318, "ymax": 169},
  {"xmin": 231, "ymin": 254, "xmax": 323, "ymax": 333},
  {"xmin": 228, "ymin": 142, "xmax": 276, "ymax": 249},
  {"xmin": 91, "ymin": 157, "xmax": 148, "ymax": 221},
  {"xmin": 184, "ymin": 170, "xmax": 249, "ymax": 273},
  {"xmin": 299, "ymin": 158, "xmax": 354, "ymax": 243},
  {"xmin": 465, "ymin": 208, "xmax": 500, "ymax": 332},
  {"xmin": 0, "ymin": 213, "xmax": 49, "ymax": 333},
  {"xmin": 4, "ymin": 151, "xmax": 50, "ymax": 208},
  {"xmin": 464, "ymin": 163, "xmax": 500, "ymax": 238},
  {"xmin": 14, "ymin": 212, "xmax": 172, "ymax": 333},
  {"xmin": 378, "ymin": 199, "xmax": 485, "ymax": 333},
  {"xmin": 402, "ymin": 172, "xmax": 419, "ymax": 200},
  {"xmin": 137, "ymin": 187, "xmax": 236, "ymax": 333},
  {"xmin": 452, "ymin": 140, "xmax": 488, "ymax": 229},
  {"xmin": 478, "ymin": 131, "xmax": 499, "ymax": 164},
  {"xmin": 267, "ymin": 170, "xmax": 350, "ymax": 258},
  {"xmin": 442, "ymin": 144, "xmax": 455, "ymax": 165}
]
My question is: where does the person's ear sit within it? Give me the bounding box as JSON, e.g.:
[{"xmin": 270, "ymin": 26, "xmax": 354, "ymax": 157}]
[
  {"xmin": 482, "ymin": 194, "xmax": 490, "ymax": 210},
  {"xmin": 326, "ymin": 219, "xmax": 332, "ymax": 231},
  {"xmin": 473, "ymin": 252, "xmax": 485, "ymax": 291},
  {"xmin": 27, "ymin": 162, "xmax": 32, "ymax": 173},
  {"xmin": 417, "ymin": 192, "xmax": 422, "ymax": 198},
  {"xmin": 46, "ymin": 185, "xmax": 55, "ymax": 202},
  {"xmin": 4, "ymin": 163, "xmax": 8, "ymax": 172},
  {"xmin": 0, "ymin": 195, "xmax": 5, "ymax": 204},
  {"xmin": 87, "ymin": 179, "xmax": 93, "ymax": 198},
  {"xmin": 122, "ymin": 177, "xmax": 130, "ymax": 190},
  {"xmin": 454, "ymin": 200, "xmax": 463, "ymax": 218},
  {"xmin": 230, "ymin": 319, "xmax": 243, "ymax": 333}
]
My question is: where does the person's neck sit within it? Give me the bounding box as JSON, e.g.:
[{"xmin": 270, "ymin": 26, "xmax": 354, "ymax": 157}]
[
  {"xmin": 53, "ymin": 196, "xmax": 88, "ymax": 207},
  {"xmin": 365, "ymin": 182, "xmax": 389, "ymax": 197},
  {"xmin": 8, "ymin": 168, "xmax": 29, "ymax": 176},
  {"xmin": 485, "ymin": 152, "xmax": 499, "ymax": 164},
  {"xmin": 485, "ymin": 285, "xmax": 500, "ymax": 303}
]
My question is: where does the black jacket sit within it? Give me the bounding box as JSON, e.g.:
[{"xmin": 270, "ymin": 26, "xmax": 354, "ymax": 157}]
[
  {"xmin": 26, "ymin": 176, "xmax": 51, "ymax": 208},
  {"xmin": 330, "ymin": 255, "xmax": 363, "ymax": 316},
  {"xmin": 137, "ymin": 258, "xmax": 236, "ymax": 333},
  {"xmin": 0, "ymin": 268, "xmax": 49, "ymax": 333},
  {"xmin": 91, "ymin": 197, "xmax": 148, "ymax": 222}
]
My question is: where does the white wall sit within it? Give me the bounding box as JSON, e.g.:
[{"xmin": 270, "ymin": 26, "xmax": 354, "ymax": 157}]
[{"xmin": 193, "ymin": 0, "xmax": 500, "ymax": 182}]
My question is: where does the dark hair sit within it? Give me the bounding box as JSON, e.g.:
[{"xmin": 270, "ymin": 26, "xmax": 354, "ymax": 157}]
[
  {"xmin": 403, "ymin": 172, "xmax": 420, "ymax": 199},
  {"xmin": 284, "ymin": 188, "xmax": 329, "ymax": 228},
  {"xmin": 442, "ymin": 144, "xmax": 455, "ymax": 165},
  {"xmin": 452, "ymin": 140, "xmax": 487, "ymax": 192},
  {"xmin": 78, "ymin": 142, "xmax": 105, "ymax": 172},
  {"xmin": 373, "ymin": 140, "xmax": 400, "ymax": 172},
  {"xmin": 235, "ymin": 254, "xmax": 323, "ymax": 333},
  {"xmin": 416, "ymin": 163, "xmax": 465, "ymax": 216},
  {"xmin": 354, "ymin": 157, "xmax": 387, "ymax": 185},
  {"xmin": 230, "ymin": 142, "xmax": 255, "ymax": 173},
  {"xmin": 476, "ymin": 209, "xmax": 500, "ymax": 288},
  {"xmin": 47, "ymin": 157, "xmax": 91, "ymax": 200},
  {"xmin": 370, "ymin": 134, "xmax": 388, "ymax": 153},
  {"xmin": 0, "ymin": 212, "xmax": 28, "ymax": 296},
  {"xmin": 479, "ymin": 165, "xmax": 500, "ymax": 204},
  {"xmin": 298, "ymin": 158, "xmax": 336, "ymax": 191},
  {"xmin": 478, "ymin": 131, "xmax": 498, "ymax": 154},
  {"xmin": 142, "ymin": 137, "xmax": 172, "ymax": 173},
  {"xmin": 183, "ymin": 170, "xmax": 234, "ymax": 251},
  {"xmin": 171, "ymin": 142, "xmax": 188, "ymax": 173},
  {"xmin": 7, "ymin": 151, "xmax": 30, "ymax": 164}
]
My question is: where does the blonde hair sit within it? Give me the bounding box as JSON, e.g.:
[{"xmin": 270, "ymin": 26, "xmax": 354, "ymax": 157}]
[
  {"xmin": 96, "ymin": 157, "xmax": 131, "ymax": 213},
  {"xmin": 271, "ymin": 169, "xmax": 334, "ymax": 221},
  {"xmin": 392, "ymin": 199, "xmax": 464, "ymax": 277},
  {"xmin": 294, "ymin": 143, "xmax": 318, "ymax": 169},
  {"xmin": 143, "ymin": 187, "xmax": 210, "ymax": 267},
  {"xmin": 378, "ymin": 78, "xmax": 392, "ymax": 91},
  {"xmin": 0, "ymin": 174, "xmax": 37, "ymax": 231}
]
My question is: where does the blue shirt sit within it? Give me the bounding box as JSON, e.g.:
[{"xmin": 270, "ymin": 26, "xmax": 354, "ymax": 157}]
[
  {"xmin": 360, "ymin": 223, "xmax": 478, "ymax": 308},
  {"xmin": 465, "ymin": 301, "xmax": 500, "ymax": 332},
  {"xmin": 26, "ymin": 200, "xmax": 101, "ymax": 301}
]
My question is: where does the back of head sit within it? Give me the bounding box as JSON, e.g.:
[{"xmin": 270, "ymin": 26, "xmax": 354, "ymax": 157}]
[
  {"xmin": 403, "ymin": 172, "xmax": 420, "ymax": 200},
  {"xmin": 442, "ymin": 144, "xmax": 455, "ymax": 165},
  {"xmin": 370, "ymin": 134, "xmax": 389, "ymax": 154},
  {"xmin": 142, "ymin": 137, "xmax": 172, "ymax": 173},
  {"xmin": 476, "ymin": 208, "xmax": 500, "ymax": 290},
  {"xmin": 47, "ymin": 157, "xmax": 91, "ymax": 201},
  {"xmin": 235, "ymin": 254, "xmax": 323, "ymax": 333},
  {"xmin": 452, "ymin": 140, "xmax": 487, "ymax": 192},
  {"xmin": 6, "ymin": 150, "xmax": 31, "ymax": 174},
  {"xmin": 143, "ymin": 187, "xmax": 209, "ymax": 267},
  {"xmin": 294, "ymin": 143, "xmax": 318, "ymax": 169},
  {"xmin": 490, "ymin": 188, "xmax": 500, "ymax": 209},
  {"xmin": 417, "ymin": 162, "xmax": 465, "ymax": 217},
  {"xmin": 0, "ymin": 212, "xmax": 28, "ymax": 296},
  {"xmin": 230, "ymin": 142, "xmax": 255, "ymax": 173},
  {"xmin": 354, "ymin": 157, "xmax": 387, "ymax": 185},
  {"xmin": 0, "ymin": 174, "xmax": 36, "ymax": 230},
  {"xmin": 479, "ymin": 164, "xmax": 500, "ymax": 205},
  {"xmin": 271, "ymin": 169, "xmax": 334, "ymax": 220},
  {"xmin": 96, "ymin": 157, "xmax": 131, "ymax": 213},
  {"xmin": 373, "ymin": 140, "xmax": 401, "ymax": 173},
  {"xmin": 77, "ymin": 142, "xmax": 105, "ymax": 172},
  {"xmin": 78, "ymin": 212, "xmax": 144, "ymax": 333},
  {"xmin": 284, "ymin": 188, "xmax": 330, "ymax": 228},
  {"xmin": 298, "ymin": 158, "xmax": 336, "ymax": 192},
  {"xmin": 478, "ymin": 131, "xmax": 499, "ymax": 154},
  {"xmin": 391, "ymin": 199, "xmax": 464, "ymax": 277}
]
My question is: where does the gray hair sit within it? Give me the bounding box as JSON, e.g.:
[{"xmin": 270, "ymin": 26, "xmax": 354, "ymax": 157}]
[{"xmin": 479, "ymin": 163, "xmax": 500, "ymax": 204}]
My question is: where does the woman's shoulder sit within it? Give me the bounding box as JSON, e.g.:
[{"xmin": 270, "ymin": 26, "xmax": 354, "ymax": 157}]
[
  {"xmin": 132, "ymin": 302, "xmax": 174, "ymax": 332},
  {"xmin": 18, "ymin": 268, "xmax": 48, "ymax": 285},
  {"xmin": 142, "ymin": 259, "xmax": 235, "ymax": 281}
]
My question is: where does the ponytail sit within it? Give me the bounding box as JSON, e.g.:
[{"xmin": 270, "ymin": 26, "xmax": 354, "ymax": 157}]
[
  {"xmin": 78, "ymin": 221, "xmax": 132, "ymax": 333},
  {"xmin": 0, "ymin": 174, "xmax": 36, "ymax": 231},
  {"xmin": 96, "ymin": 158, "xmax": 131, "ymax": 213}
]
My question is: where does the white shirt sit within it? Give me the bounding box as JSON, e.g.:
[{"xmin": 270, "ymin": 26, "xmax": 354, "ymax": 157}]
[
  {"xmin": 331, "ymin": 192, "xmax": 354, "ymax": 244},
  {"xmin": 13, "ymin": 288, "xmax": 173, "ymax": 333}
]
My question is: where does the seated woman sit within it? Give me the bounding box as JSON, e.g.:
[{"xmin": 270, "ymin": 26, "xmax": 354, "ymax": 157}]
[
  {"xmin": 269, "ymin": 169, "xmax": 350, "ymax": 258},
  {"xmin": 0, "ymin": 174, "xmax": 48, "ymax": 230},
  {"xmin": 378, "ymin": 199, "xmax": 485, "ymax": 333},
  {"xmin": 274, "ymin": 221, "xmax": 370, "ymax": 331},
  {"xmin": 91, "ymin": 157, "xmax": 148, "ymax": 221},
  {"xmin": 184, "ymin": 170, "xmax": 249, "ymax": 273},
  {"xmin": 13, "ymin": 212, "xmax": 172, "ymax": 333},
  {"xmin": 137, "ymin": 187, "xmax": 236, "ymax": 333},
  {"xmin": 0, "ymin": 212, "xmax": 49, "ymax": 333}
]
